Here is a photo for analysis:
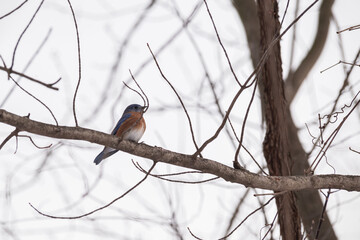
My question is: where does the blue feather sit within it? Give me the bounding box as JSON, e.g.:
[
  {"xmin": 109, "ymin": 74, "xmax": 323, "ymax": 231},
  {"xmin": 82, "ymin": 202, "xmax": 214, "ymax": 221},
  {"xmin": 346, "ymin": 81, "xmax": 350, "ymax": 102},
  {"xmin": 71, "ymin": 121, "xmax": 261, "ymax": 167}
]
[
  {"xmin": 93, "ymin": 147, "xmax": 118, "ymax": 165},
  {"xmin": 111, "ymin": 113, "xmax": 131, "ymax": 135},
  {"xmin": 94, "ymin": 151, "xmax": 104, "ymax": 165}
]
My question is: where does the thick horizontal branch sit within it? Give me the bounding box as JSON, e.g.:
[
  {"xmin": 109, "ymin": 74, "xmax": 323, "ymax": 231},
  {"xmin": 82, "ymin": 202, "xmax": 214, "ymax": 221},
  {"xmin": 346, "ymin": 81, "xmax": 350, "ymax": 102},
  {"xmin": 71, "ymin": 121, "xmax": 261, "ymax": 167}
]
[{"xmin": 0, "ymin": 109, "xmax": 359, "ymax": 192}]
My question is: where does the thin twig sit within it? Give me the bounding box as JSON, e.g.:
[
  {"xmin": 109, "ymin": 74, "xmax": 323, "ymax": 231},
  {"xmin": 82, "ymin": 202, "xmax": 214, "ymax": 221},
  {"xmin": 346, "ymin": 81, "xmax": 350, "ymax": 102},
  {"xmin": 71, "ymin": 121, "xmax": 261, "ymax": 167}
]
[
  {"xmin": 280, "ymin": 0, "xmax": 291, "ymax": 27},
  {"xmin": 306, "ymin": 48, "xmax": 360, "ymax": 159},
  {"xmin": 171, "ymin": 1, "xmax": 244, "ymax": 165},
  {"xmin": 10, "ymin": 0, "xmax": 45, "ymax": 69},
  {"xmin": 308, "ymin": 93, "xmax": 360, "ymax": 173},
  {"xmin": 127, "ymin": 69, "xmax": 150, "ymax": 112},
  {"xmin": 203, "ymin": 0, "xmax": 241, "ymax": 86},
  {"xmin": 228, "ymin": 116, "xmax": 268, "ymax": 175},
  {"xmin": 187, "ymin": 227, "xmax": 203, "ymax": 240},
  {"xmin": 219, "ymin": 197, "xmax": 275, "ymax": 240},
  {"xmin": 234, "ymin": 78, "xmax": 258, "ymax": 167},
  {"xmin": 337, "ymin": 24, "xmax": 360, "ymax": 34},
  {"xmin": 261, "ymin": 212, "xmax": 278, "ymax": 240},
  {"xmin": 84, "ymin": 0, "xmax": 157, "ymax": 124},
  {"xmin": 193, "ymin": 0, "xmax": 320, "ymax": 157},
  {"xmin": 147, "ymin": 43, "xmax": 202, "ymax": 156},
  {"xmin": 66, "ymin": 0, "xmax": 82, "ymax": 127},
  {"xmin": 0, "ymin": 0, "xmax": 29, "ymax": 19},
  {"xmin": 349, "ymin": 147, "xmax": 360, "ymax": 154},
  {"xmin": 320, "ymin": 60, "xmax": 342, "ymax": 73},
  {"xmin": 0, "ymin": 129, "xmax": 20, "ymax": 150},
  {"xmin": 320, "ymin": 60, "xmax": 360, "ymax": 73},
  {"xmin": 29, "ymin": 162, "xmax": 157, "ymax": 219},
  {"xmin": 0, "ymin": 66, "xmax": 60, "ymax": 90},
  {"xmin": 17, "ymin": 135, "xmax": 52, "ymax": 149},
  {"xmin": 224, "ymin": 188, "xmax": 251, "ymax": 235},
  {"xmin": 133, "ymin": 160, "xmax": 219, "ymax": 184},
  {"xmin": 305, "ymin": 123, "xmax": 321, "ymax": 147},
  {"xmin": 1, "ymin": 28, "xmax": 59, "ymax": 108},
  {"xmin": 132, "ymin": 160, "xmax": 203, "ymax": 177},
  {"xmin": 318, "ymin": 113, "xmax": 324, "ymax": 144},
  {"xmin": 314, "ymin": 189, "xmax": 331, "ymax": 240},
  {"xmin": 9, "ymin": 76, "xmax": 58, "ymax": 125}
]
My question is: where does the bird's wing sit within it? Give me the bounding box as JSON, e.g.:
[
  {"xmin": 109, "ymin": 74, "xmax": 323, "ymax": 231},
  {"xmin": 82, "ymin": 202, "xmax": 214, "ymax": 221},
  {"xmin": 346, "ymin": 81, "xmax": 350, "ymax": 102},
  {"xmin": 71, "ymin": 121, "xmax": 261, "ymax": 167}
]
[{"xmin": 111, "ymin": 113, "xmax": 131, "ymax": 135}]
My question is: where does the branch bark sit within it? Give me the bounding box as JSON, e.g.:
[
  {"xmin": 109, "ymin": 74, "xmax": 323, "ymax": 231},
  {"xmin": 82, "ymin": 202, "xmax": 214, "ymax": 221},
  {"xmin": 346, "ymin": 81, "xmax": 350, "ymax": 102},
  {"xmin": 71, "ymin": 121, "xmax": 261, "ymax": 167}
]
[{"xmin": 1, "ymin": 109, "xmax": 360, "ymax": 192}]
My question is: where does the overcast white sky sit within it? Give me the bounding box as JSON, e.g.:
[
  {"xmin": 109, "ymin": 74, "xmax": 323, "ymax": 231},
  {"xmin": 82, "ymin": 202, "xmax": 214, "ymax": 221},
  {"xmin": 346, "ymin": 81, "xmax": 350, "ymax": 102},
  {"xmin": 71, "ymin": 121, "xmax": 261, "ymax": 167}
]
[{"xmin": 1, "ymin": 0, "xmax": 360, "ymax": 239}]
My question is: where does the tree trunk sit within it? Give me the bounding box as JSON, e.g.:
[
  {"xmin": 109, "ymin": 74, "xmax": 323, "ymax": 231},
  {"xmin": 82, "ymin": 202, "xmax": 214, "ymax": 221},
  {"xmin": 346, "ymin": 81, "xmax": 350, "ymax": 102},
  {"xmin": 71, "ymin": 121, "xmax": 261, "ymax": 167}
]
[
  {"xmin": 233, "ymin": 0, "xmax": 338, "ymax": 239},
  {"xmin": 257, "ymin": 1, "xmax": 301, "ymax": 239}
]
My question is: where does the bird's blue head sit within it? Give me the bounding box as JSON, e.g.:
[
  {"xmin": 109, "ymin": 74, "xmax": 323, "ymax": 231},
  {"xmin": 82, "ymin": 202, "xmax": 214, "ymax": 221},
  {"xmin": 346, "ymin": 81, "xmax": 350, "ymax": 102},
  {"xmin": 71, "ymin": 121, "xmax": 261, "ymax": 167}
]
[{"xmin": 123, "ymin": 104, "xmax": 145, "ymax": 114}]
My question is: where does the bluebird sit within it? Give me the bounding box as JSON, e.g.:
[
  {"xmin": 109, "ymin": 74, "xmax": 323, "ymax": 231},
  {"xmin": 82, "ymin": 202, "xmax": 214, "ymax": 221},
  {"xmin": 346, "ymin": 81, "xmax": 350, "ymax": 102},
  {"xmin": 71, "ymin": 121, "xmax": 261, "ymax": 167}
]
[{"xmin": 94, "ymin": 104, "xmax": 146, "ymax": 165}]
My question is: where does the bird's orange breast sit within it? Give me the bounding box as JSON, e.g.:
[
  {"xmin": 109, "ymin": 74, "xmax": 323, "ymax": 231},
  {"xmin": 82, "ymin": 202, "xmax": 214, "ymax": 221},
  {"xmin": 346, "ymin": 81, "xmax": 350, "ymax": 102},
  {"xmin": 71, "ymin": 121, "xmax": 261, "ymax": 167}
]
[{"xmin": 115, "ymin": 112, "xmax": 146, "ymax": 141}]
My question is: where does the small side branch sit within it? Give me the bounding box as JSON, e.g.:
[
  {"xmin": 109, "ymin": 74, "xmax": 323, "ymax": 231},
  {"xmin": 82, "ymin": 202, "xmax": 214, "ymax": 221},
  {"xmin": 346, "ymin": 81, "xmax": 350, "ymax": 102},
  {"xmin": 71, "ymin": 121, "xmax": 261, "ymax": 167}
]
[
  {"xmin": 0, "ymin": 66, "xmax": 60, "ymax": 90},
  {"xmin": 203, "ymin": 0, "xmax": 241, "ymax": 86},
  {"xmin": 0, "ymin": 0, "xmax": 29, "ymax": 19},
  {"xmin": 314, "ymin": 189, "xmax": 332, "ymax": 240},
  {"xmin": 337, "ymin": 24, "xmax": 360, "ymax": 34},
  {"xmin": 29, "ymin": 162, "xmax": 157, "ymax": 219},
  {"xmin": 219, "ymin": 197, "xmax": 275, "ymax": 239},
  {"xmin": 66, "ymin": 0, "xmax": 82, "ymax": 127},
  {"xmin": 147, "ymin": 43, "xmax": 201, "ymax": 156}
]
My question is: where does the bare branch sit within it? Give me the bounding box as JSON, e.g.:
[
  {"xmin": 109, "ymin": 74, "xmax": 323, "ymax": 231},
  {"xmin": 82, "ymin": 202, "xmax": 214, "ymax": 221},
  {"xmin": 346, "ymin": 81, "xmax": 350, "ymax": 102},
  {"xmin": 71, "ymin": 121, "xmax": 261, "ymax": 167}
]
[
  {"xmin": 227, "ymin": 117, "xmax": 268, "ymax": 175},
  {"xmin": 306, "ymin": 48, "xmax": 360, "ymax": 159},
  {"xmin": 0, "ymin": 66, "xmax": 60, "ymax": 90},
  {"xmin": 314, "ymin": 189, "xmax": 332, "ymax": 240},
  {"xmin": 127, "ymin": 70, "xmax": 149, "ymax": 112},
  {"xmin": 349, "ymin": 147, "xmax": 360, "ymax": 155},
  {"xmin": 285, "ymin": 0, "xmax": 335, "ymax": 103},
  {"xmin": 234, "ymin": 78, "xmax": 258, "ymax": 167},
  {"xmin": 84, "ymin": 0, "xmax": 157, "ymax": 123},
  {"xmin": 10, "ymin": 0, "xmax": 45, "ymax": 69},
  {"xmin": 17, "ymin": 135, "xmax": 52, "ymax": 149},
  {"xmin": 320, "ymin": 60, "xmax": 360, "ymax": 73},
  {"xmin": 337, "ymin": 24, "xmax": 360, "ymax": 34},
  {"xmin": 0, "ymin": 128, "xmax": 20, "ymax": 150},
  {"xmin": 1, "ymin": 109, "xmax": 360, "ymax": 192},
  {"xmin": 308, "ymin": 91, "xmax": 360, "ymax": 173},
  {"xmin": 133, "ymin": 161, "xmax": 219, "ymax": 184},
  {"xmin": 29, "ymin": 162, "xmax": 156, "ymax": 219},
  {"xmin": 224, "ymin": 188, "xmax": 251, "ymax": 235},
  {"xmin": 1, "ymin": 28, "xmax": 59, "ymax": 108},
  {"xmin": 147, "ymin": 43, "xmax": 201, "ymax": 156},
  {"xmin": 8, "ymin": 76, "xmax": 58, "ymax": 125},
  {"xmin": 261, "ymin": 212, "xmax": 278, "ymax": 240},
  {"xmin": 187, "ymin": 227, "xmax": 202, "ymax": 240},
  {"xmin": 194, "ymin": 0, "xmax": 321, "ymax": 157},
  {"xmin": 0, "ymin": 0, "xmax": 28, "ymax": 19},
  {"xmin": 203, "ymin": 0, "xmax": 241, "ymax": 86},
  {"xmin": 66, "ymin": 0, "xmax": 82, "ymax": 127},
  {"xmin": 219, "ymin": 197, "xmax": 275, "ymax": 240}
]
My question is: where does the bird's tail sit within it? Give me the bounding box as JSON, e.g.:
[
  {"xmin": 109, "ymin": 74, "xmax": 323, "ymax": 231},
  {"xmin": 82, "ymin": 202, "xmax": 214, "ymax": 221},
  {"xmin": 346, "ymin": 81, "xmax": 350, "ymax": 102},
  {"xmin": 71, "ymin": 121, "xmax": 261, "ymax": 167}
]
[
  {"xmin": 93, "ymin": 147, "xmax": 118, "ymax": 165},
  {"xmin": 94, "ymin": 151, "xmax": 105, "ymax": 165}
]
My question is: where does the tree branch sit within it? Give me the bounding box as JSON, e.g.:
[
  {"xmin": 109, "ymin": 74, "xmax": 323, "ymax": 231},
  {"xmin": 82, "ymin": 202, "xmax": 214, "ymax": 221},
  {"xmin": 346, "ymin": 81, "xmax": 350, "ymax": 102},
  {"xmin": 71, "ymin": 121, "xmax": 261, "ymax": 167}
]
[
  {"xmin": 1, "ymin": 109, "xmax": 360, "ymax": 192},
  {"xmin": 285, "ymin": 0, "xmax": 335, "ymax": 103}
]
